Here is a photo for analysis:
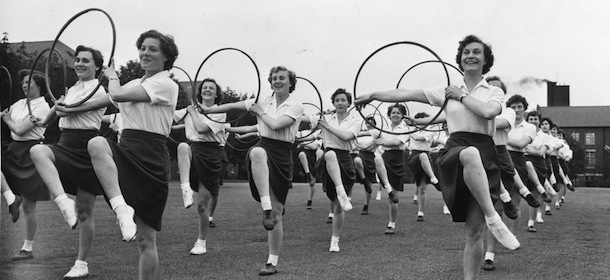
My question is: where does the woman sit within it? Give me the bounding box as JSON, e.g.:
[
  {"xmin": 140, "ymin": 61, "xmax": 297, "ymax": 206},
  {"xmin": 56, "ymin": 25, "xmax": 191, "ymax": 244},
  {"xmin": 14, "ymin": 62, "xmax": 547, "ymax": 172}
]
[
  {"xmin": 1, "ymin": 69, "xmax": 51, "ymax": 260},
  {"xmin": 306, "ymin": 88, "xmax": 360, "ymax": 252},
  {"xmin": 405, "ymin": 112, "xmax": 440, "ymax": 222},
  {"xmin": 201, "ymin": 65, "xmax": 303, "ymax": 276},
  {"xmin": 61, "ymin": 30, "xmax": 178, "ymax": 280},
  {"xmin": 523, "ymin": 111, "xmax": 551, "ymax": 232},
  {"xmin": 355, "ymin": 35, "xmax": 519, "ymax": 280},
  {"xmin": 174, "ymin": 78, "xmax": 226, "ymax": 255},
  {"xmin": 296, "ymin": 127, "xmax": 322, "ymax": 209},
  {"xmin": 29, "ymin": 45, "xmax": 107, "ymax": 278}
]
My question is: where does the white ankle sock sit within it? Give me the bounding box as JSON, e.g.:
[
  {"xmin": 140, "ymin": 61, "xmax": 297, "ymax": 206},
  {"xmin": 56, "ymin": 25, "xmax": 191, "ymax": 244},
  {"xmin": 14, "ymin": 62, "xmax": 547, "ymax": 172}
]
[
  {"xmin": 417, "ymin": 211, "xmax": 424, "ymax": 217},
  {"xmin": 536, "ymin": 185, "xmax": 546, "ymax": 194},
  {"xmin": 388, "ymin": 222, "xmax": 396, "ymax": 228},
  {"xmin": 2, "ymin": 190, "xmax": 16, "ymax": 205},
  {"xmin": 22, "ymin": 240, "xmax": 33, "ymax": 251},
  {"xmin": 260, "ymin": 196, "xmax": 272, "ymax": 211},
  {"xmin": 197, "ymin": 239, "xmax": 206, "ymax": 247},
  {"xmin": 518, "ymin": 187, "xmax": 530, "ymax": 197},
  {"xmin": 109, "ymin": 196, "xmax": 127, "ymax": 212},
  {"xmin": 500, "ymin": 192, "xmax": 511, "ymax": 203},
  {"xmin": 484, "ymin": 213, "xmax": 501, "ymax": 225},
  {"xmin": 209, "ymin": 216, "xmax": 214, "ymax": 222},
  {"xmin": 335, "ymin": 185, "xmax": 346, "ymax": 195},
  {"xmin": 180, "ymin": 183, "xmax": 190, "ymax": 190},
  {"xmin": 267, "ymin": 254, "xmax": 278, "ymax": 266},
  {"xmin": 74, "ymin": 260, "xmax": 88, "ymax": 267},
  {"xmin": 384, "ymin": 185, "xmax": 393, "ymax": 193},
  {"xmin": 331, "ymin": 236, "xmax": 340, "ymax": 242},
  {"xmin": 328, "ymin": 213, "xmax": 334, "ymax": 218},
  {"xmin": 54, "ymin": 194, "xmax": 69, "ymax": 205},
  {"xmin": 527, "ymin": 220, "xmax": 534, "ymax": 227},
  {"xmin": 485, "ymin": 252, "xmax": 495, "ymax": 261}
]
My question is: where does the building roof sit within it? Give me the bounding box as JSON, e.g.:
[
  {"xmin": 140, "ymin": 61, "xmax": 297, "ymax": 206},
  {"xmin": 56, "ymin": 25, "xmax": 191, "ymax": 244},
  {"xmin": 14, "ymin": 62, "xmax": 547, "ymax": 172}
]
[
  {"xmin": 6, "ymin": 40, "xmax": 75, "ymax": 65},
  {"xmin": 537, "ymin": 106, "xmax": 610, "ymax": 128}
]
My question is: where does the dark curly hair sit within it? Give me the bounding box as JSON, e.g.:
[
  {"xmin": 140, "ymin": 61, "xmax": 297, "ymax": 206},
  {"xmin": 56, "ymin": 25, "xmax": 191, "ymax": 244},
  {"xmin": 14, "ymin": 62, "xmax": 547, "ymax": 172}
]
[
  {"xmin": 387, "ymin": 103, "xmax": 406, "ymax": 117},
  {"xmin": 136, "ymin": 30, "xmax": 179, "ymax": 70},
  {"xmin": 456, "ymin": 35, "xmax": 494, "ymax": 74},
  {"xmin": 486, "ymin": 76, "xmax": 506, "ymax": 94},
  {"xmin": 414, "ymin": 112, "xmax": 430, "ymax": 119},
  {"xmin": 331, "ymin": 88, "xmax": 352, "ymax": 105},
  {"xmin": 18, "ymin": 69, "xmax": 48, "ymax": 97},
  {"xmin": 198, "ymin": 78, "xmax": 223, "ymax": 105},
  {"xmin": 75, "ymin": 45, "xmax": 104, "ymax": 78},
  {"xmin": 267, "ymin": 65, "xmax": 297, "ymax": 93},
  {"xmin": 541, "ymin": 117, "xmax": 554, "ymax": 128},
  {"xmin": 526, "ymin": 111, "xmax": 541, "ymax": 122},
  {"xmin": 506, "ymin": 94, "xmax": 529, "ymax": 110}
]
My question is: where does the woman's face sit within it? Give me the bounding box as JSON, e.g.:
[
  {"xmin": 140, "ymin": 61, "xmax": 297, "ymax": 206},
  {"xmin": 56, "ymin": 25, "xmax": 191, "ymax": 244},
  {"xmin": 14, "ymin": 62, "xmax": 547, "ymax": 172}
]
[
  {"xmin": 550, "ymin": 126, "xmax": 558, "ymax": 137},
  {"xmin": 269, "ymin": 70, "xmax": 291, "ymax": 94},
  {"xmin": 510, "ymin": 102, "xmax": 525, "ymax": 121},
  {"xmin": 74, "ymin": 51, "xmax": 97, "ymax": 81},
  {"xmin": 389, "ymin": 107, "xmax": 403, "ymax": 124},
  {"xmin": 21, "ymin": 75, "xmax": 41, "ymax": 98},
  {"xmin": 332, "ymin": 93, "xmax": 350, "ymax": 113},
  {"xmin": 139, "ymin": 38, "xmax": 167, "ymax": 72},
  {"xmin": 557, "ymin": 133, "xmax": 564, "ymax": 140},
  {"xmin": 540, "ymin": 120, "xmax": 551, "ymax": 133},
  {"xmin": 200, "ymin": 81, "xmax": 218, "ymax": 102},
  {"xmin": 460, "ymin": 42, "xmax": 486, "ymax": 73},
  {"xmin": 527, "ymin": 115, "xmax": 540, "ymax": 127}
]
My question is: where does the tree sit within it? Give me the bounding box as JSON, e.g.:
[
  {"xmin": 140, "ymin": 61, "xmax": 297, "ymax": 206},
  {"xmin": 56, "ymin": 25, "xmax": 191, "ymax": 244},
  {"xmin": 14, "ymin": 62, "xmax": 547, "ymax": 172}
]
[{"xmin": 117, "ymin": 60, "xmax": 144, "ymax": 85}]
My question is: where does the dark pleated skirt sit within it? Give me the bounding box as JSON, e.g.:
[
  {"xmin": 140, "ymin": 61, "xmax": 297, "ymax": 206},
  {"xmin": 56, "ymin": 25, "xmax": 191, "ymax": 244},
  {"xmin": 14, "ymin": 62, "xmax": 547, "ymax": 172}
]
[
  {"xmin": 550, "ymin": 156, "xmax": 561, "ymax": 182},
  {"xmin": 525, "ymin": 155, "xmax": 548, "ymax": 193},
  {"xmin": 105, "ymin": 129, "xmax": 170, "ymax": 231},
  {"xmin": 220, "ymin": 146, "xmax": 228, "ymax": 164},
  {"xmin": 437, "ymin": 132, "xmax": 500, "ymax": 223},
  {"xmin": 358, "ymin": 150, "xmax": 378, "ymax": 184},
  {"xmin": 545, "ymin": 156, "xmax": 553, "ymax": 180},
  {"xmin": 246, "ymin": 137, "xmax": 293, "ymax": 205},
  {"xmin": 496, "ymin": 145, "xmax": 516, "ymax": 193},
  {"xmin": 559, "ymin": 159, "xmax": 570, "ymax": 176},
  {"xmin": 190, "ymin": 142, "xmax": 222, "ymax": 196},
  {"xmin": 1, "ymin": 140, "xmax": 49, "ymax": 201},
  {"xmin": 406, "ymin": 150, "xmax": 431, "ymax": 184},
  {"xmin": 318, "ymin": 148, "xmax": 356, "ymax": 201},
  {"xmin": 509, "ymin": 151, "xmax": 531, "ymax": 191},
  {"xmin": 49, "ymin": 129, "xmax": 103, "ymax": 196},
  {"xmin": 382, "ymin": 150, "xmax": 406, "ymax": 191}
]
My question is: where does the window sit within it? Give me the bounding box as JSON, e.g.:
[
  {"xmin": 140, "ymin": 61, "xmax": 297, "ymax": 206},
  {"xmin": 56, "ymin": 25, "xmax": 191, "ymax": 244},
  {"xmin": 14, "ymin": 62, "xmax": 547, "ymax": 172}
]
[
  {"xmin": 570, "ymin": 132, "xmax": 579, "ymax": 142},
  {"xmin": 585, "ymin": 149, "xmax": 596, "ymax": 169},
  {"xmin": 584, "ymin": 132, "xmax": 593, "ymax": 144}
]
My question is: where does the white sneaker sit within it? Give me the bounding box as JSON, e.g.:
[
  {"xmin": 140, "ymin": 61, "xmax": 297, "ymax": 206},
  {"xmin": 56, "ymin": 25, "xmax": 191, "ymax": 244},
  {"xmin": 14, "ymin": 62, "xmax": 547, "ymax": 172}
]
[
  {"xmin": 182, "ymin": 187, "xmax": 194, "ymax": 209},
  {"xmin": 487, "ymin": 220, "xmax": 520, "ymax": 250},
  {"xmin": 64, "ymin": 263, "xmax": 89, "ymax": 279},
  {"xmin": 190, "ymin": 242, "xmax": 206, "ymax": 255},
  {"xmin": 442, "ymin": 205, "xmax": 451, "ymax": 215},
  {"xmin": 115, "ymin": 205, "xmax": 137, "ymax": 242},
  {"xmin": 329, "ymin": 240, "xmax": 340, "ymax": 252},
  {"xmin": 336, "ymin": 190, "xmax": 353, "ymax": 211},
  {"xmin": 59, "ymin": 199, "xmax": 78, "ymax": 229},
  {"xmin": 375, "ymin": 191, "xmax": 382, "ymax": 201}
]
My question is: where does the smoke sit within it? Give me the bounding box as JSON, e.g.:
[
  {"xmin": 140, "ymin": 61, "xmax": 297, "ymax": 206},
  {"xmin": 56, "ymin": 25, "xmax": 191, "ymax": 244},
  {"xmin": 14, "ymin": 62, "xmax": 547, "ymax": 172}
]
[{"xmin": 518, "ymin": 76, "xmax": 550, "ymax": 86}]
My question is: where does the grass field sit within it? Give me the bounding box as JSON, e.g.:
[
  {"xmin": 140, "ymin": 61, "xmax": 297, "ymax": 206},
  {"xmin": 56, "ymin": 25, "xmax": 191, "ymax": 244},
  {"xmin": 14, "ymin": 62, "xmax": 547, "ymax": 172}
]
[{"xmin": 1, "ymin": 181, "xmax": 609, "ymax": 279}]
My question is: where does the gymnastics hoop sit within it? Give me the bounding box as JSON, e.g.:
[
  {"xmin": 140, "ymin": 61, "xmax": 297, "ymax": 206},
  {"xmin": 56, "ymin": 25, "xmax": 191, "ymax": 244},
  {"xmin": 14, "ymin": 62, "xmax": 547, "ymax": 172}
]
[
  {"xmin": 294, "ymin": 102, "xmax": 322, "ymax": 146},
  {"xmin": 193, "ymin": 47, "xmax": 261, "ymax": 124},
  {"xmin": 46, "ymin": 8, "xmax": 116, "ymax": 108},
  {"xmin": 170, "ymin": 66, "xmax": 195, "ymax": 125},
  {"xmin": 0, "ymin": 66, "xmax": 12, "ymax": 110},
  {"xmin": 294, "ymin": 76, "xmax": 324, "ymax": 140},
  {"xmin": 225, "ymin": 132, "xmax": 258, "ymax": 152},
  {"xmin": 25, "ymin": 48, "xmax": 68, "ymax": 116},
  {"xmin": 396, "ymin": 59, "xmax": 463, "ymax": 132},
  {"xmin": 353, "ymin": 41, "xmax": 451, "ymax": 135}
]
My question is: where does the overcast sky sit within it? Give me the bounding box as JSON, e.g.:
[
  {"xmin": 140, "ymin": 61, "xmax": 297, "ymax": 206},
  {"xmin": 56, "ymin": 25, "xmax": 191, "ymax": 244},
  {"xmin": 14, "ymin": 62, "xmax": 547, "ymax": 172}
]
[{"xmin": 2, "ymin": 0, "xmax": 609, "ymax": 116}]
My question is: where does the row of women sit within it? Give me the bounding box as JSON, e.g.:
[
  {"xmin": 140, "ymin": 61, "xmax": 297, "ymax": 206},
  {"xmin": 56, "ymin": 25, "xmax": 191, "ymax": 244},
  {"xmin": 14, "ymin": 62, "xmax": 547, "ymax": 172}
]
[{"xmin": 0, "ymin": 32, "xmax": 575, "ymax": 280}]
